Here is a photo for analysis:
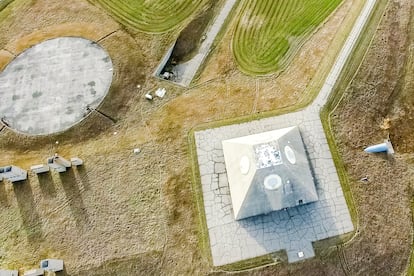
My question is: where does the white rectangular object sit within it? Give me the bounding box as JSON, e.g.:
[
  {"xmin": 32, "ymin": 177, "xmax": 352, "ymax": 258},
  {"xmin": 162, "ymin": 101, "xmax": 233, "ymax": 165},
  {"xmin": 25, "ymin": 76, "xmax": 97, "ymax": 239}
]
[
  {"xmin": 155, "ymin": 88, "xmax": 166, "ymax": 98},
  {"xmin": 9, "ymin": 172, "xmax": 27, "ymax": 182},
  {"xmin": 0, "ymin": 270, "xmax": 18, "ymax": 276},
  {"xmin": 40, "ymin": 259, "xmax": 64, "ymax": 272},
  {"xmin": 23, "ymin": 269, "xmax": 44, "ymax": 276},
  {"xmin": 54, "ymin": 156, "xmax": 71, "ymax": 168},
  {"xmin": 47, "ymin": 159, "xmax": 67, "ymax": 173},
  {"xmin": 70, "ymin": 157, "xmax": 83, "ymax": 166},
  {"xmin": 51, "ymin": 165, "xmax": 67, "ymax": 173},
  {"xmin": 47, "ymin": 156, "xmax": 70, "ymax": 172},
  {"xmin": 0, "ymin": 166, "xmax": 27, "ymax": 182},
  {"xmin": 30, "ymin": 164, "xmax": 50, "ymax": 174}
]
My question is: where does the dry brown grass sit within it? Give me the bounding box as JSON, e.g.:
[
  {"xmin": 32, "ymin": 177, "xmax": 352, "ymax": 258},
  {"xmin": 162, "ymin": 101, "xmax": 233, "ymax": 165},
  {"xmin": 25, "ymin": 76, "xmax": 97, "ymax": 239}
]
[
  {"xmin": 327, "ymin": 0, "xmax": 414, "ymax": 274},
  {"xmin": 1, "ymin": 0, "xmax": 412, "ymax": 275},
  {"xmin": 6, "ymin": 22, "xmax": 119, "ymax": 54},
  {"xmin": 196, "ymin": 0, "xmax": 359, "ymax": 112},
  {"xmin": 0, "ymin": 49, "xmax": 13, "ymax": 70}
]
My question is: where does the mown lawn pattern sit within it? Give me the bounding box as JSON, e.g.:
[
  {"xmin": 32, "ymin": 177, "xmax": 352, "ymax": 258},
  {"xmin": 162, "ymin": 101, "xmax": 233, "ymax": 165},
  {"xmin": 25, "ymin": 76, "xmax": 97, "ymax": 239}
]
[
  {"xmin": 91, "ymin": 0, "xmax": 204, "ymax": 33},
  {"xmin": 233, "ymin": 0, "xmax": 342, "ymax": 75}
]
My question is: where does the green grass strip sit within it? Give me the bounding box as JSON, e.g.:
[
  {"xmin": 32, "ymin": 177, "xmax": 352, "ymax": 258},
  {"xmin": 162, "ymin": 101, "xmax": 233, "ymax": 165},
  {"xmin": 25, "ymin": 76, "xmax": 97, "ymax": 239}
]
[
  {"xmin": 89, "ymin": 0, "xmax": 204, "ymax": 33},
  {"xmin": 0, "ymin": 0, "xmax": 14, "ymax": 11},
  {"xmin": 232, "ymin": 0, "xmax": 342, "ymax": 75}
]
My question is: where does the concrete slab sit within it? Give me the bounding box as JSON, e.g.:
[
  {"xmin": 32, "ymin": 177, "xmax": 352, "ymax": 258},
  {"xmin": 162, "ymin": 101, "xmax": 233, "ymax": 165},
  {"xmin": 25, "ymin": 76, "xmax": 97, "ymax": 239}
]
[
  {"xmin": 195, "ymin": 112, "xmax": 354, "ymax": 266},
  {"xmin": 0, "ymin": 165, "xmax": 27, "ymax": 182},
  {"xmin": 0, "ymin": 37, "xmax": 113, "ymax": 135}
]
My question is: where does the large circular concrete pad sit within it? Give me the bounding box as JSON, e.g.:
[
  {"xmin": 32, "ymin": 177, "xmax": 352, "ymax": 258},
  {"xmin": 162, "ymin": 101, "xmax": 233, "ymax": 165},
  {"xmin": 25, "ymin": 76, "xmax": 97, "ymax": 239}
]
[{"xmin": 0, "ymin": 37, "xmax": 113, "ymax": 135}]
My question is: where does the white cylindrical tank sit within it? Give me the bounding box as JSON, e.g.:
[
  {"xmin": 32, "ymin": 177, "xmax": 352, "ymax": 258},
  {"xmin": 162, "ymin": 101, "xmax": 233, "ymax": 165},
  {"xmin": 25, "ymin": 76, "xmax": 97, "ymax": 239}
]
[{"xmin": 364, "ymin": 143, "xmax": 388, "ymax": 153}]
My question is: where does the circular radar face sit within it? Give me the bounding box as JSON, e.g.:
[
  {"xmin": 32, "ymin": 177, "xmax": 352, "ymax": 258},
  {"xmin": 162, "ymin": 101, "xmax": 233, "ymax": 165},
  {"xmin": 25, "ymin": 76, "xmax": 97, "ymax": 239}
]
[
  {"xmin": 239, "ymin": 156, "xmax": 250, "ymax": 175},
  {"xmin": 0, "ymin": 37, "xmax": 113, "ymax": 135},
  {"xmin": 264, "ymin": 174, "xmax": 282, "ymax": 191}
]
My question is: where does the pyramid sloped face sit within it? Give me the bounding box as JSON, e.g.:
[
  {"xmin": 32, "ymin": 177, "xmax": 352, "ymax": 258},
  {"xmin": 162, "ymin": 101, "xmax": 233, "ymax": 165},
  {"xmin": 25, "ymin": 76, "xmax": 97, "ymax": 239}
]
[{"xmin": 222, "ymin": 126, "xmax": 318, "ymax": 220}]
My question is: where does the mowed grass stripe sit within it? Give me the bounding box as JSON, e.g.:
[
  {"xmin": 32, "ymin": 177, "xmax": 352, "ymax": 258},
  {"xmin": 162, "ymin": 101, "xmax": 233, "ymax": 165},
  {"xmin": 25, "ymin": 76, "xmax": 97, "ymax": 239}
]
[
  {"xmin": 262, "ymin": 0, "xmax": 287, "ymax": 39},
  {"xmin": 90, "ymin": 0, "xmax": 204, "ymax": 33},
  {"xmin": 261, "ymin": 1, "xmax": 299, "ymax": 57},
  {"xmin": 234, "ymin": 0, "xmax": 293, "ymax": 73},
  {"xmin": 97, "ymin": 0, "xmax": 199, "ymax": 31},
  {"xmin": 100, "ymin": 0, "xmax": 194, "ymax": 30},
  {"xmin": 233, "ymin": 0, "xmax": 342, "ymax": 75}
]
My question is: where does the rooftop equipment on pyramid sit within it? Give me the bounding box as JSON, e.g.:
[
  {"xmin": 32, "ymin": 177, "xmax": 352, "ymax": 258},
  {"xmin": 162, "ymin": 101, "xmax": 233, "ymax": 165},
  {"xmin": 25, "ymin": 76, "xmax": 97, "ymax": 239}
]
[{"xmin": 222, "ymin": 126, "xmax": 318, "ymax": 220}]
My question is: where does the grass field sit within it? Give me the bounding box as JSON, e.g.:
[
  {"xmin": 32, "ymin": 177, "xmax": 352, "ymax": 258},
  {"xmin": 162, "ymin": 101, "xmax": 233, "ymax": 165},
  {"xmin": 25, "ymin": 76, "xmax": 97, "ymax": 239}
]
[
  {"xmin": 2, "ymin": 0, "xmax": 413, "ymax": 274},
  {"xmin": 89, "ymin": 0, "xmax": 204, "ymax": 33},
  {"xmin": 0, "ymin": 0, "xmax": 14, "ymax": 11},
  {"xmin": 232, "ymin": 0, "xmax": 342, "ymax": 75}
]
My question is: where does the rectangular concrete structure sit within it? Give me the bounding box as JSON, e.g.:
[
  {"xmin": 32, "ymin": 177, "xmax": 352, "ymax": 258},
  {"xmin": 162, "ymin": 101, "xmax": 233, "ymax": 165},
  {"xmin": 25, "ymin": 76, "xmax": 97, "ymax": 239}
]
[
  {"xmin": 0, "ymin": 270, "xmax": 18, "ymax": 276},
  {"xmin": 47, "ymin": 155, "xmax": 71, "ymax": 173},
  {"xmin": 40, "ymin": 259, "xmax": 64, "ymax": 272},
  {"xmin": 194, "ymin": 111, "xmax": 354, "ymax": 265},
  {"xmin": 0, "ymin": 165, "xmax": 27, "ymax": 182},
  {"xmin": 70, "ymin": 157, "xmax": 83, "ymax": 166},
  {"xmin": 30, "ymin": 164, "xmax": 50, "ymax": 174},
  {"xmin": 23, "ymin": 269, "xmax": 44, "ymax": 276}
]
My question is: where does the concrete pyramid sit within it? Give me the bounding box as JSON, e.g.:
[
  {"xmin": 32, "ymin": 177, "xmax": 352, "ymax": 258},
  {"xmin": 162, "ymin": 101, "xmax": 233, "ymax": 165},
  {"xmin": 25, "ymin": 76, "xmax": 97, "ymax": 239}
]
[{"xmin": 222, "ymin": 126, "xmax": 318, "ymax": 220}]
